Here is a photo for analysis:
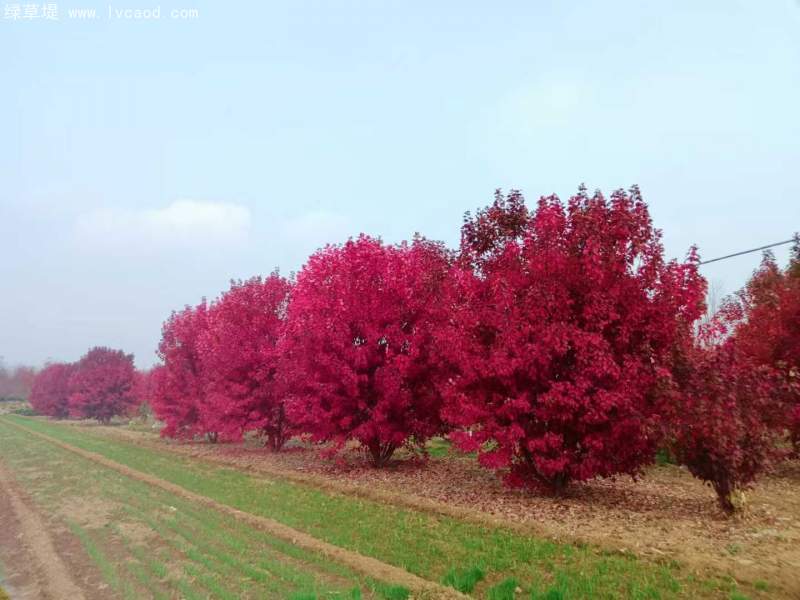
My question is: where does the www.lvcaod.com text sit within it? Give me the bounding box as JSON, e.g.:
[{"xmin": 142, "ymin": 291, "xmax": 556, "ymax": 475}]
[{"xmin": 3, "ymin": 4, "xmax": 199, "ymax": 21}]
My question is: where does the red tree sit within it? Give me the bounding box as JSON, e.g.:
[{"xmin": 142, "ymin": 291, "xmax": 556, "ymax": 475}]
[
  {"xmin": 718, "ymin": 247, "xmax": 800, "ymax": 365},
  {"xmin": 667, "ymin": 343, "xmax": 789, "ymax": 512},
  {"xmin": 68, "ymin": 347, "xmax": 137, "ymax": 423},
  {"xmin": 133, "ymin": 368, "xmax": 154, "ymax": 404},
  {"xmin": 151, "ymin": 303, "xmax": 215, "ymax": 440},
  {"xmin": 282, "ymin": 235, "xmax": 451, "ymax": 466},
  {"xmin": 132, "ymin": 366, "xmax": 162, "ymax": 416},
  {"xmin": 440, "ymin": 186, "xmax": 706, "ymax": 491},
  {"xmin": 29, "ymin": 363, "xmax": 74, "ymax": 418},
  {"xmin": 198, "ymin": 274, "xmax": 294, "ymax": 450},
  {"xmin": 713, "ymin": 244, "xmax": 800, "ymax": 450}
]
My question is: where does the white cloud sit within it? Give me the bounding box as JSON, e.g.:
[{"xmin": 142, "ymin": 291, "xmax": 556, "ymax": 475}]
[{"xmin": 75, "ymin": 199, "xmax": 251, "ymax": 251}]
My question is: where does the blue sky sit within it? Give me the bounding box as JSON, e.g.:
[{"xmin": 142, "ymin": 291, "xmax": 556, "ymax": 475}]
[{"xmin": 1, "ymin": 0, "xmax": 799, "ymax": 368}]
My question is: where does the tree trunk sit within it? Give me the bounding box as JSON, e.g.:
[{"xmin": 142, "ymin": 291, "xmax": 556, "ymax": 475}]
[
  {"xmin": 547, "ymin": 472, "xmax": 570, "ymax": 496},
  {"xmin": 713, "ymin": 478, "xmax": 736, "ymax": 514},
  {"xmin": 522, "ymin": 447, "xmax": 571, "ymax": 494},
  {"xmin": 265, "ymin": 429, "xmax": 287, "ymax": 452},
  {"xmin": 264, "ymin": 408, "xmax": 289, "ymax": 452},
  {"xmin": 366, "ymin": 440, "xmax": 397, "ymax": 467}
]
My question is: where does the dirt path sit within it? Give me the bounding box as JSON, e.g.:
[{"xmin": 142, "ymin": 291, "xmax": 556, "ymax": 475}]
[
  {"xmin": 0, "ymin": 461, "xmax": 87, "ymax": 600},
  {"xmin": 4, "ymin": 418, "xmax": 467, "ymax": 600},
  {"xmin": 0, "ymin": 465, "xmax": 40, "ymax": 600}
]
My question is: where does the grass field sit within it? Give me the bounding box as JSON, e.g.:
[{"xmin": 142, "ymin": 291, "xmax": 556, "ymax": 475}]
[{"xmin": 0, "ymin": 414, "xmax": 766, "ymax": 599}]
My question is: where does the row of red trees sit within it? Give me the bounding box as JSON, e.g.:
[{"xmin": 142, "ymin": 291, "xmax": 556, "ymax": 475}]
[
  {"xmin": 29, "ymin": 347, "xmax": 140, "ymax": 423},
  {"xmin": 140, "ymin": 186, "xmax": 799, "ymax": 512},
  {"xmin": 28, "ymin": 186, "xmax": 799, "ymax": 513}
]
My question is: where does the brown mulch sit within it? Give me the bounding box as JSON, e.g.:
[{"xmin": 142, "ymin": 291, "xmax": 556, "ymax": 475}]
[{"xmin": 71, "ymin": 422, "xmax": 800, "ymax": 596}]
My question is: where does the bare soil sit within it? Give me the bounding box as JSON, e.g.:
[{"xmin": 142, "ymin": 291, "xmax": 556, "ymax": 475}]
[
  {"xmin": 76, "ymin": 422, "xmax": 800, "ymax": 597},
  {"xmin": 56, "ymin": 496, "xmax": 120, "ymax": 530},
  {"xmin": 0, "ymin": 460, "xmax": 96, "ymax": 600}
]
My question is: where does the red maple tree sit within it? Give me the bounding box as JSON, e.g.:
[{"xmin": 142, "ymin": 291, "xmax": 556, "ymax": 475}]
[
  {"xmin": 151, "ymin": 303, "xmax": 216, "ymax": 440},
  {"xmin": 133, "ymin": 367, "xmax": 156, "ymax": 405},
  {"xmin": 282, "ymin": 235, "xmax": 451, "ymax": 466},
  {"xmin": 199, "ymin": 274, "xmax": 294, "ymax": 450},
  {"xmin": 132, "ymin": 366, "xmax": 163, "ymax": 419},
  {"xmin": 68, "ymin": 347, "xmax": 138, "ymax": 423},
  {"xmin": 712, "ymin": 243, "xmax": 800, "ymax": 450},
  {"xmin": 440, "ymin": 186, "xmax": 706, "ymax": 491},
  {"xmin": 667, "ymin": 342, "xmax": 789, "ymax": 512},
  {"xmin": 29, "ymin": 362, "xmax": 74, "ymax": 418}
]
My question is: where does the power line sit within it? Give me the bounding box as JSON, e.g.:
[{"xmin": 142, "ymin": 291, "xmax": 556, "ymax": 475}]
[{"xmin": 699, "ymin": 237, "xmax": 796, "ymax": 266}]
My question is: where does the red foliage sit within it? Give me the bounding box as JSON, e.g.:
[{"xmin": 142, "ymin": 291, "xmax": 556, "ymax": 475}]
[
  {"xmin": 716, "ymin": 247, "xmax": 800, "ymax": 364},
  {"xmin": 711, "ymin": 244, "xmax": 800, "ymax": 450},
  {"xmin": 68, "ymin": 347, "xmax": 137, "ymax": 423},
  {"xmin": 133, "ymin": 366, "xmax": 161, "ymax": 410},
  {"xmin": 667, "ymin": 343, "xmax": 789, "ymax": 512},
  {"xmin": 282, "ymin": 235, "xmax": 451, "ymax": 466},
  {"xmin": 440, "ymin": 186, "xmax": 706, "ymax": 491},
  {"xmin": 29, "ymin": 363, "xmax": 74, "ymax": 418},
  {"xmin": 198, "ymin": 274, "xmax": 293, "ymax": 450},
  {"xmin": 151, "ymin": 303, "xmax": 215, "ymax": 440}
]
